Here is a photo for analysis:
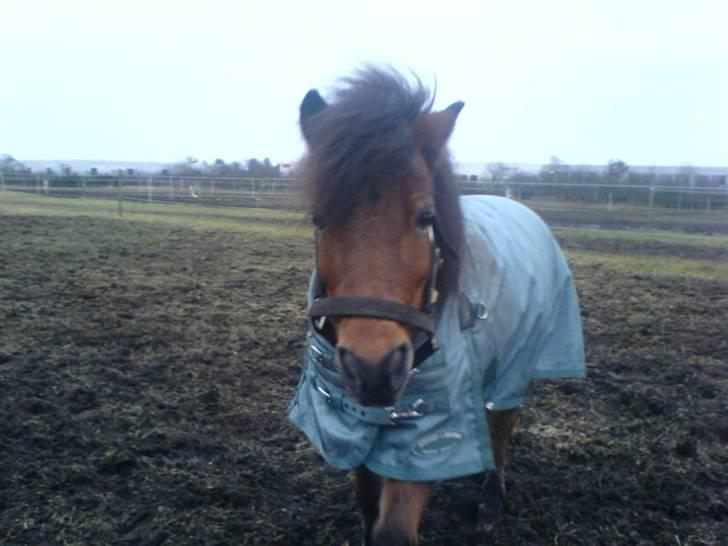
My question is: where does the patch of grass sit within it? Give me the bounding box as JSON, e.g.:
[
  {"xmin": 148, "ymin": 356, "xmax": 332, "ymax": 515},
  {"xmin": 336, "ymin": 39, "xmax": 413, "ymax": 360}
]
[
  {"xmin": 0, "ymin": 191, "xmax": 309, "ymax": 238},
  {"xmin": 565, "ymin": 249, "xmax": 728, "ymax": 280},
  {"xmin": 553, "ymin": 226, "xmax": 728, "ymax": 250}
]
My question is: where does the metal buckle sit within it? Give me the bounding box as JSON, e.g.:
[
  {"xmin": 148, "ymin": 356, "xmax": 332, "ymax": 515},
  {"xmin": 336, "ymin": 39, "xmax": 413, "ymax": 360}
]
[
  {"xmin": 426, "ymin": 225, "xmax": 435, "ymax": 244},
  {"xmin": 385, "ymin": 398, "xmax": 425, "ymax": 423},
  {"xmin": 310, "ymin": 343, "xmax": 328, "ymax": 365},
  {"xmin": 316, "ymin": 383, "xmax": 333, "ymax": 404}
]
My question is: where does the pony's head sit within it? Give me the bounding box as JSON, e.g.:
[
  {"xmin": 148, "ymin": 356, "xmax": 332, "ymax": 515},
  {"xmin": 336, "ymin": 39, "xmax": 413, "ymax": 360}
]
[{"xmin": 300, "ymin": 67, "xmax": 464, "ymax": 407}]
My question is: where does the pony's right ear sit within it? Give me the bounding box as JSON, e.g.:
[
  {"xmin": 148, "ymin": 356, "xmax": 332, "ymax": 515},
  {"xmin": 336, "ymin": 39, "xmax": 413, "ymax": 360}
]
[
  {"xmin": 300, "ymin": 89, "xmax": 328, "ymax": 144},
  {"xmin": 413, "ymin": 101, "xmax": 464, "ymax": 167}
]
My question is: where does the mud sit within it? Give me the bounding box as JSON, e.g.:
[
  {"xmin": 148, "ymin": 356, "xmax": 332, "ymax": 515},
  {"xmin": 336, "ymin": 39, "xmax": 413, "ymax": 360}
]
[
  {"xmin": 533, "ymin": 205, "xmax": 728, "ymax": 234},
  {"xmin": 1, "ymin": 214, "xmax": 726, "ymax": 545}
]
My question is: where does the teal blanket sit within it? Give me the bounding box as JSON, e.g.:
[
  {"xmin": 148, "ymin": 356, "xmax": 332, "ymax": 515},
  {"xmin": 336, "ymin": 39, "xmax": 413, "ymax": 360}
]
[{"xmin": 289, "ymin": 195, "xmax": 586, "ymax": 481}]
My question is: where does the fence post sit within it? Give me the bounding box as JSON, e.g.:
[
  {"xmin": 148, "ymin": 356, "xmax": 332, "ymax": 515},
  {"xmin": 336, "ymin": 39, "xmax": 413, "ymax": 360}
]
[
  {"xmin": 706, "ymin": 195, "xmax": 711, "ymax": 212},
  {"xmin": 117, "ymin": 175, "xmax": 124, "ymax": 217},
  {"xmin": 0, "ymin": 172, "xmax": 5, "ymax": 191},
  {"xmin": 607, "ymin": 192, "xmax": 613, "ymax": 212},
  {"xmin": 147, "ymin": 177, "xmax": 153, "ymax": 203},
  {"xmin": 81, "ymin": 174, "xmax": 87, "ymax": 198},
  {"xmin": 648, "ymin": 186, "xmax": 655, "ymax": 229}
]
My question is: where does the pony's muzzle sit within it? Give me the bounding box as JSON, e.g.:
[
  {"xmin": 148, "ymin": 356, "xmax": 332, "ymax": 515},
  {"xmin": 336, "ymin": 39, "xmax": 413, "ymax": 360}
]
[{"xmin": 336, "ymin": 342, "xmax": 414, "ymax": 407}]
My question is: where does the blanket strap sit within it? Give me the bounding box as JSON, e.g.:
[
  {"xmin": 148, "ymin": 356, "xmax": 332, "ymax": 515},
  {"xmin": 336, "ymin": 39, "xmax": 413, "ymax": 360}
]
[{"xmin": 309, "ymin": 371, "xmax": 449, "ymax": 425}]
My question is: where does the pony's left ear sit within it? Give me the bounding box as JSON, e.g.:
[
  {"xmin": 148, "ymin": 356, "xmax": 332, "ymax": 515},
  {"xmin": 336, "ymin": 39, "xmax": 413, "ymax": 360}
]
[
  {"xmin": 413, "ymin": 101, "xmax": 465, "ymax": 165},
  {"xmin": 300, "ymin": 89, "xmax": 328, "ymax": 144}
]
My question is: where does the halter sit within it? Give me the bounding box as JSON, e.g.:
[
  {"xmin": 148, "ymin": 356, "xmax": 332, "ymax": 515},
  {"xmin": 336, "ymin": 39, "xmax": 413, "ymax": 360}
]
[{"xmin": 308, "ymin": 222, "xmax": 446, "ymax": 338}]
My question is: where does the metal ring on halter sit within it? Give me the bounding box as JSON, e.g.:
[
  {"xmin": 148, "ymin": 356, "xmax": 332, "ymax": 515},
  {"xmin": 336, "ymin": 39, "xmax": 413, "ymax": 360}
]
[{"xmin": 474, "ymin": 302, "xmax": 489, "ymax": 320}]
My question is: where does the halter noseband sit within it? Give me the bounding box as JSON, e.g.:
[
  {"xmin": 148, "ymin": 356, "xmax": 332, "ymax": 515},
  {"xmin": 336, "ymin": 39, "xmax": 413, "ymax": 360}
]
[{"xmin": 308, "ymin": 224, "xmax": 445, "ymax": 336}]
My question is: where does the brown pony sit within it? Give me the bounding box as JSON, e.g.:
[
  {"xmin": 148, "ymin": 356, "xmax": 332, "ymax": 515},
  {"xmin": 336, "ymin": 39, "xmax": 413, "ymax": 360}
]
[{"xmin": 297, "ymin": 67, "xmax": 520, "ymax": 545}]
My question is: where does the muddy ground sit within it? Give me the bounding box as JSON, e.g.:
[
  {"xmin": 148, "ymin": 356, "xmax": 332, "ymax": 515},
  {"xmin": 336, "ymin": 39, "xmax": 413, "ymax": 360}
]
[
  {"xmin": 533, "ymin": 206, "xmax": 728, "ymax": 235},
  {"xmin": 0, "ymin": 212, "xmax": 726, "ymax": 545}
]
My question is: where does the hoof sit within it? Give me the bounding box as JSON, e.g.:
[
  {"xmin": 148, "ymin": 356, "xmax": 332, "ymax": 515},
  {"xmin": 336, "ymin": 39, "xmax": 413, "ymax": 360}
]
[
  {"xmin": 478, "ymin": 501, "xmax": 505, "ymax": 531},
  {"xmin": 479, "ymin": 470, "xmax": 506, "ymax": 530}
]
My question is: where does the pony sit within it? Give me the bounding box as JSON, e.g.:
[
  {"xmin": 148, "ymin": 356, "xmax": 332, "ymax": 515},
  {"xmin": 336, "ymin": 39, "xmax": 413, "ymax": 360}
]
[{"xmin": 289, "ymin": 67, "xmax": 586, "ymax": 545}]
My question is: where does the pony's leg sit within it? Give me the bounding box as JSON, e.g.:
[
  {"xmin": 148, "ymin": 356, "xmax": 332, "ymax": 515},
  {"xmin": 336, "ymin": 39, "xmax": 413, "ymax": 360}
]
[
  {"xmin": 372, "ymin": 479, "xmax": 431, "ymax": 546},
  {"xmin": 481, "ymin": 407, "xmax": 521, "ymax": 526},
  {"xmin": 488, "ymin": 407, "xmax": 521, "ymax": 490},
  {"xmin": 354, "ymin": 465, "xmax": 383, "ymax": 546}
]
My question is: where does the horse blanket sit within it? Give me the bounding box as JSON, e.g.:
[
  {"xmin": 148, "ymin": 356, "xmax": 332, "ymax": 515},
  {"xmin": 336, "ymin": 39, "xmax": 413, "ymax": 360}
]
[{"xmin": 288, "ymin": 195, "xmax": 586, "ymax": 481}]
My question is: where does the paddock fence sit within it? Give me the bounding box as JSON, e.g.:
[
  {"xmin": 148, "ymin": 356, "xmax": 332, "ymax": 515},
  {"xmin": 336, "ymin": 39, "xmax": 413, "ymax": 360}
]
[{"xmin": 2, "ymin": 172, "xmax": 727, "ymax": 232}]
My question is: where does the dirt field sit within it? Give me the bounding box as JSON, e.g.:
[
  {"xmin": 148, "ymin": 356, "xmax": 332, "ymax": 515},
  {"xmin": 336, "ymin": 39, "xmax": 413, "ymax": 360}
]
[{"xmin": 1, "ymin": 194, "xmax": 727, "ymax": 545}]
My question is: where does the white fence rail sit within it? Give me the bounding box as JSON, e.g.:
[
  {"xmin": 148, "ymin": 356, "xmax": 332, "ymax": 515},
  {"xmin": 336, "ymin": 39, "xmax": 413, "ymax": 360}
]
[{"xmin": 2, "ymin": 172, "xmax": 727, "ymax": 231}]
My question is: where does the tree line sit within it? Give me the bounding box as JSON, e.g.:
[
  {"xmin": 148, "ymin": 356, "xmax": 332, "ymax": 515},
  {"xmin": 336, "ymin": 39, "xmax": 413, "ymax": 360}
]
[
  {"xmin": 3, "ymin": 153, "xmax": 724, "ymax": 189},
  {"xmin": 0, "ymin": 154, "xmax": 31, "ymax": 174},
  {"xmin": 166, "ymin": 157, "xmax": 280, "ymax": 178},
  {"xmin": 483, "ymin": 156, "xmax": 725, "ymax": 189},
  {"xmin": 0, "ymin": 155, "xmax": 281, "ymax": 178}
]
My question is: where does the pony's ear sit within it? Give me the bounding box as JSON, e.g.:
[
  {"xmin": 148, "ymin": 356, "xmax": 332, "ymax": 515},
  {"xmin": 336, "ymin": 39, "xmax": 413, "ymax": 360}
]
[
  {"xmin": 413, "ymin": 101, "xmax": 464, "ymax": 166},
  {"xmin": 300, "ymin": 89, "xmax": 328, "ymax": 144}
]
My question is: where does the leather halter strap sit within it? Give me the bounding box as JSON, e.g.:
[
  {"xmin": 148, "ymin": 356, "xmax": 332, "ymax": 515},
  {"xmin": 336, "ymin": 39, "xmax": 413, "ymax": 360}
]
[{"xmin": 308, "ymin": 296, "xmax": 436, "ymax": 334}]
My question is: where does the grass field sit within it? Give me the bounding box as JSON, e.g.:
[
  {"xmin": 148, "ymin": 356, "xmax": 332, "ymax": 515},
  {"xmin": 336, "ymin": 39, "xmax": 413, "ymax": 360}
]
[
  {"xmin": 1, "ymin": 191, "xmax": 727, "ymax": 545},
  {"xmin": 3, "ymin": 191, "xmax": 727, "ymax": 279}
]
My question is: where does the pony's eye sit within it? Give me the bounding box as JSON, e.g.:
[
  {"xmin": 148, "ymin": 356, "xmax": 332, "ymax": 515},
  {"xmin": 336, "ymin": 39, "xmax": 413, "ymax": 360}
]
[
  {"xmin": 312, "ymin": 215, "xmax": 324, "ymax": 230},
  {"xmin": 415, "ymin": 209, "xmax": 436, "ymax": 229}
]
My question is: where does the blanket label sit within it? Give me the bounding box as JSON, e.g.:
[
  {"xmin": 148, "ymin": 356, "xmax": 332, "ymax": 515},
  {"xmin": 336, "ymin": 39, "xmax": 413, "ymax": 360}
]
[{"xmin": 412, "ymin": 430, "xmax": 464, "ymax": 457}]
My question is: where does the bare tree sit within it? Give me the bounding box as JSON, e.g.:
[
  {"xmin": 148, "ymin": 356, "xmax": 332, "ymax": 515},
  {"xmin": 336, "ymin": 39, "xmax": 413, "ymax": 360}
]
[
  {"xmin": 540, "ymin": 156, "xmax": 569, "ymax": 181},
  {"xmin": 605, "ymin": 159, "xmax": 629, "ymax": 182},
  {"xmin": 0, "ymin": 154, "xmax": 30, "ymax": 173}
]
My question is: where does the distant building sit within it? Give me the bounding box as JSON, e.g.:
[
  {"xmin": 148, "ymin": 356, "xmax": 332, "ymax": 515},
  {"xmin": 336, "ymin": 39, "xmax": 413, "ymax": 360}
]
[{"xmin": 280, "ymin": 162, "xmax": 296, "ymax": 176}]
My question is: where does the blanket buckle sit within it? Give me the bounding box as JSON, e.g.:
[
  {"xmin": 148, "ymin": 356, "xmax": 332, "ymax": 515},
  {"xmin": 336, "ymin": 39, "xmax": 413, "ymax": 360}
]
[
  {"xmin": 316, "ymin": 384, "xmax": 333, "ymax": 405},
  {"xmin": 386, "ymin": 398, "xmax": 425, "ymax": 423}
]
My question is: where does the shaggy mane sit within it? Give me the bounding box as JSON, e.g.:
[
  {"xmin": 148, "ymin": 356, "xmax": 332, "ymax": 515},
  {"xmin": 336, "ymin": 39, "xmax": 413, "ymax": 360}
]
[{"xmin": 301, "ymin": 66, "xmax": 464, "ymax": 299}]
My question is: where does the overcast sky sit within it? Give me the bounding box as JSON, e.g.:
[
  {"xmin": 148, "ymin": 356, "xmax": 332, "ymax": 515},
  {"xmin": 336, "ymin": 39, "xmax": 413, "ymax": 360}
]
[{"xmin": 1, "ymin": 0, "xmax": 726, "ymax": 167}]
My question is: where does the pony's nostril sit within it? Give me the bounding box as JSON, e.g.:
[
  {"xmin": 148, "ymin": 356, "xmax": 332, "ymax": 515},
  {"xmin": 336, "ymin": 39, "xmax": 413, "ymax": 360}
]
[
  {"xmin": 384, "ymin": 343, "xmax": 413, "ymax": 392},
  {"xmin": 335, "ymin": 344, "xmax": 413, "ymax": 405},
  {"xmin": 336, "ymin": 346, "xmax": 366, "ymax": 399},
  {"xmin": 337, "ymin": 347, "xmax": 357, "ymax": 382}
]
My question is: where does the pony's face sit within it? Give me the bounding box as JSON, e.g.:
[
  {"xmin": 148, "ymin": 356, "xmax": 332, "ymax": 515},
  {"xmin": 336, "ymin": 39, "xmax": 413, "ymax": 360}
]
[
  {"xmin": 299, "ymin": 72, "xmax": 462, "ymax": 407},
  {"xmin": 315, "ymin": 158, "xmax": 435, "ymax": 406}
]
